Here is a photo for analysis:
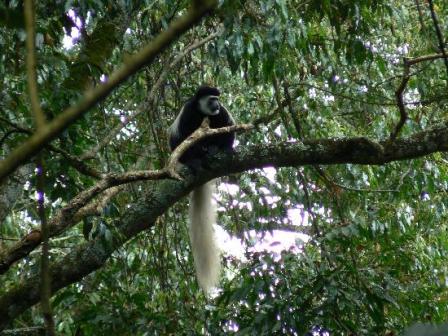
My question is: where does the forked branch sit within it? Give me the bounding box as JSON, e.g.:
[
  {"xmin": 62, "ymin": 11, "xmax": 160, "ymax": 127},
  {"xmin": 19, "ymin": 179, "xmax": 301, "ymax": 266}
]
[
  {"xmin": 391, "ymin": 52, "xmax": 448, "ymax": 140},
  {"xmin": 0, "ymin": 119, "xmax": 252, "ymax": 274}
]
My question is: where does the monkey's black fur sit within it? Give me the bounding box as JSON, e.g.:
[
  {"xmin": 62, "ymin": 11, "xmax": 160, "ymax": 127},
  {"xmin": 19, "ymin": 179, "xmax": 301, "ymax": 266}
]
[
  {"xmin": 169, "ymin": 86, "xmax": 235, "ymax": 165},
  {"xmin": 168, "ymin": 86, "xmax": 235, "ymax": 291}
]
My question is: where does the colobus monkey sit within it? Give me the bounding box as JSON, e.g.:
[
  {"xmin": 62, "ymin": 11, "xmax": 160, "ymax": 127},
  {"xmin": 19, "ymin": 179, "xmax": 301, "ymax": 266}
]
[
  {"xmin": 168, "ymin": 86, "xmax": 235, "ymax": 292},
  {"xmin": 168, "ymin": 86, "xmax": 235, "ymax": 164}
]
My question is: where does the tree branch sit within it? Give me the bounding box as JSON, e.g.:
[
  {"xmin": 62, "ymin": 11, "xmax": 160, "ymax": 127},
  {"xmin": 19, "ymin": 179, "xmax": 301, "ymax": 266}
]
[
  {"xmin": 24, "ymin": 0, "xmax": 45, "ymax": 129},
  {"xmin": 0, "ymin": 0, "xmax": 218, "ymax": 182},
  {"xmin": 390, "ymin": 52, "xmax": 448, "ymax": 140},
  {"xmin": 0, "ymin": 168, "xmax": 169, "ymax": 275},
  {"xmin": 24, "ymin": 2, "xmax": 54, "ymax": 333},
  {"xmin": 427, "ymin": 0, "xmax": 448, "ymax": 77},
  {"xmin": 0, "ymin": 327, "xmax": 45, "ymax": 335},
  {"xmin": 0, "ymin": 120, "xmax": 249, "ymax": 273},
  {"xmin": 0, "ymin": 117, "xmax": 102, "ymax": 178},
  {"xmin": 166, "ymin": 119, "xmax": 253, "ymax": 179},
  {"xmin": 390, "ymin": 58, "xmax": 410, "ymax": 140},
  {"xmin": 2, "ymin": 116, "xmax": 448, "ymax": 275},
  {"xmin": 1, "ymin": 120, "xmax": 448, "ymax": 327},
  {"xmin": 406, "ymin": 53, "xmax": 448, "ymax": 66},
  {"xmin": 35, "ymin": 156, "xmax": 54, "ymax": 335}
]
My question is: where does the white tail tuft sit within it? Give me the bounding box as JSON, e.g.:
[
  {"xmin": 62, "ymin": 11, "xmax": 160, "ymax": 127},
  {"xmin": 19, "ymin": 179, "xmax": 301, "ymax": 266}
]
[{"xmin": 189, "ymin": 181, "xmax": 220, "ymax": 292}]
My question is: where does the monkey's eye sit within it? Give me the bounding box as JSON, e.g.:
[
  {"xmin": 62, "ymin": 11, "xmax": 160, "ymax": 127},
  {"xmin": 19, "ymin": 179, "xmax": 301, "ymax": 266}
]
[{"xmin": 209, "ymin": 98, "xmax": 220, "ymax": 110}]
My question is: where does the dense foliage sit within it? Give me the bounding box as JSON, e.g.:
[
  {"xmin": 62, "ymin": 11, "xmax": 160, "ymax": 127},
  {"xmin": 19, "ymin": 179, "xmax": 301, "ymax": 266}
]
[{"xmin": 0, "ymin": 0, "xmax": 448, "ymax": 335}]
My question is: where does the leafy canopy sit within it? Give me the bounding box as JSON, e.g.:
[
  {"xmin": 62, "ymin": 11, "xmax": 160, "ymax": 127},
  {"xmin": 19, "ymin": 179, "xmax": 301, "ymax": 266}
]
[{"xmin": 0, "ymin": 0, "xmax": 448, "ymax": 335}]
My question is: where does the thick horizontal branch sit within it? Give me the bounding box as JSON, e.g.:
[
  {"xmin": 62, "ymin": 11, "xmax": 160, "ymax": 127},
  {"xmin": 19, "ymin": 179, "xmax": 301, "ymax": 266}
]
[
  {"xmin": 225, "ymin": 121, "xmax": 448, "ymax": 172},
  {"xmin": 0, "ymin": 0, "xmax": 217, "ymax": 183},
  {"xmin": 1, "ymin": 120, "xmax": 447, "ymax": 275},
  {"xmin": 1, "ymin": 120, "xmax": 448, "ymax": 327}
]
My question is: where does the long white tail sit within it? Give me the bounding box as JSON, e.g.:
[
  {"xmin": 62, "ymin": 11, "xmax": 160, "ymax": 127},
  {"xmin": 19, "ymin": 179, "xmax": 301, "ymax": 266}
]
[{"xmin": 189, "ymin": 181, "xmax": 220, "ymax": 292}]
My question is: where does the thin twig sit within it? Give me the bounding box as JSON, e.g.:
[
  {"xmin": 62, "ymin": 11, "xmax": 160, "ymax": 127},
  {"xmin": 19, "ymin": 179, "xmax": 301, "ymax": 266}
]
[
  {"xmin": 0, "ymin": 236, "xmax": 20, "ymax": 241},
  {"xmin": 24, "ymin": 0, "xmax": 45, "ymax": 129},
  {"xmin": 283, "ymin": 81, "xmax": 303, "ymax": 137},
  {"xmin": 35, "ymin": 155, "xmax": 55, "ymax": 336},
  {"xmin": 251, "ymin": 84, "xmax": 306, "ymax": 128},
  {"xmin": 0, "ymin": 130, "xmax": 28, "ymax": 149},
  {"xmin": 48, "ymin": 146, "xmax": 102, "ymax": 178},
  {"xmin": 297, "ymin": 83, "xmax": 396, "ymax": 107},
  {"xmin": 407, "ymin": 53, "xmax": 448, "ymax": 66},
  {"xmin": 296, "ymin": 170, "xmax": 320, "ymax": 240},
  {"xmin": 272, "ymin": 77, "xmax": 294, "ymax": 137},
  {"xmin": 414, "ymin": 0, "xmax": 426, "ymax": 31},
  {"xmin": 24, "ymin": 1, "xmax": 54, "ymax": 333},
  {"xmin": 328, "ymin": 181, "xmax": 398, "ymax": 193},
  {"xmin": 0, "ymin": 117, "xmax": 101, "ymax": 178},
  {"xmin": 427, "ymin": 0, "xmax": 448, "ymax": 77}
]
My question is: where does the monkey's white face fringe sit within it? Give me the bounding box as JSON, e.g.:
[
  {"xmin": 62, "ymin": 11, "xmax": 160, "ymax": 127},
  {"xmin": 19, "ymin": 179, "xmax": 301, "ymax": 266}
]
[
  {"xmin": 198, "ymin": 95, "xmax": 220, "ymax": 116},
  {"xmin": 189, "ymin": 181, "xmax": 221, "ymax": 293}
]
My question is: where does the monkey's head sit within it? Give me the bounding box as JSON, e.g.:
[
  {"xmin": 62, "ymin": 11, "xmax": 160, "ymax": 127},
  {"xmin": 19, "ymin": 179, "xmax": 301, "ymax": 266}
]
[{"xmin": 196, "ymin": 86, "xmax": 221, "ymax": 116}]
